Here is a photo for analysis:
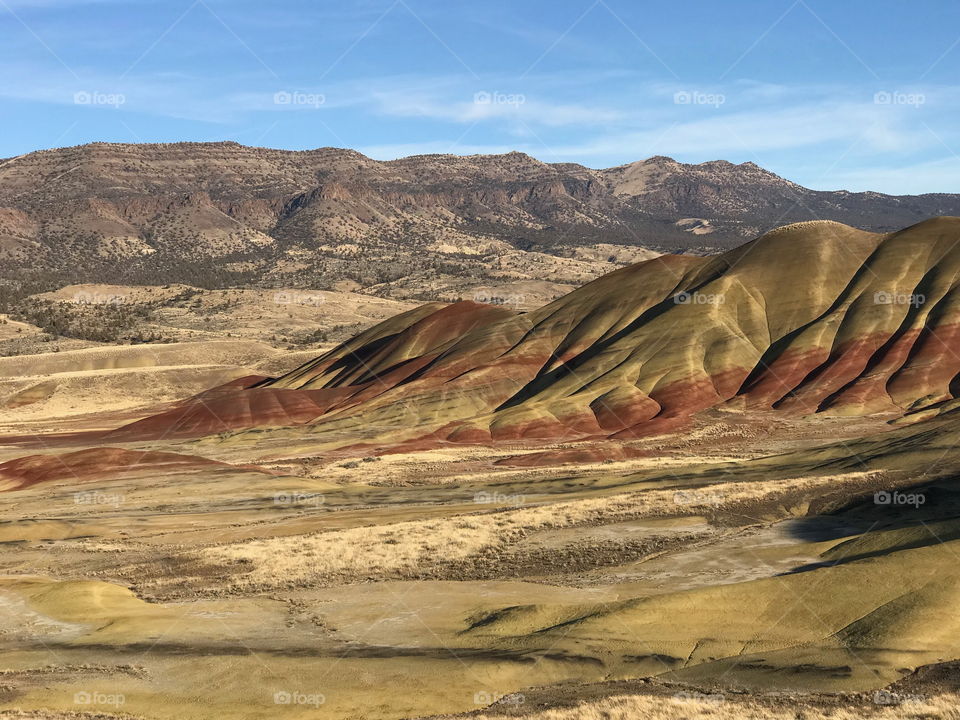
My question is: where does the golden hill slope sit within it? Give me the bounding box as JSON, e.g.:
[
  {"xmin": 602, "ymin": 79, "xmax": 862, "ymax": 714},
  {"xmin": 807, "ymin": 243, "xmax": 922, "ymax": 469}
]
[{"xmin": 111, "ymin": 218, "xmax": 960, "ymax": 448}]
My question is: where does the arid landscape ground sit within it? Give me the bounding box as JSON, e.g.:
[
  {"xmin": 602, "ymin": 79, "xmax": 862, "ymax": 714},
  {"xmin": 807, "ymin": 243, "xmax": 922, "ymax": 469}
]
[{"xmin": 3, "ymin": 145, "xmax": 960, "ymax": 719}]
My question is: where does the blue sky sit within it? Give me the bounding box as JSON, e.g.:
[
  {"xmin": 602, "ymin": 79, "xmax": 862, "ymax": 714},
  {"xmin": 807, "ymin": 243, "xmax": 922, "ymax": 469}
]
[{"xmin": 1, "ymin": 0, "xmax": 958, "ymax": 193}]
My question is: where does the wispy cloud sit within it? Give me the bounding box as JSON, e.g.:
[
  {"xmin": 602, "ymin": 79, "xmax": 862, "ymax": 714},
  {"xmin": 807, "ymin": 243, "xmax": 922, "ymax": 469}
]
[
  {"xmin": 351, "ymin": 82, "xmax": 956, "ymax": 167},
  {"xmin": 0, "ymin": 0, "xmax": 152, "ymax": 8},
  {"xmin": 1, "ymin": 52, "xmax": 958, "ymax": 192},
  {"xmin": 811, "ymin": 157, "xmax": 960, "ymax": 195}
]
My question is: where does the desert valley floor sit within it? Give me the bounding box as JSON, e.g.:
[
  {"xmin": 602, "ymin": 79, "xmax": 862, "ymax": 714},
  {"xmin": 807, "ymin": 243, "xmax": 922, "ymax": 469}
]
[{"xmin": 4, "ymin": 219, "xmax": 960, "ymax": 718}]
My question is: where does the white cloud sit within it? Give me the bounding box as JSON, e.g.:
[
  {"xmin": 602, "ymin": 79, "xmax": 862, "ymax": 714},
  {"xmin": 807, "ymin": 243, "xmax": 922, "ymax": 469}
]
[
  {"xmin": 809, "ymin": 157, "xmax": 960, "ymax": 195},
  {"xmin": 0, "ymin": 0, "xmax": 152, "ymax": 7},
  {"xmin": 365, "ymin": 89, "xmax": 624, "ymax": 126},
  {"xmin": 1, "ymin": 58, "xmax": 959, "ymax": 194},
  {"xmin": 501, "ymin": 100, "xmax": 938, "ymax": 164}
]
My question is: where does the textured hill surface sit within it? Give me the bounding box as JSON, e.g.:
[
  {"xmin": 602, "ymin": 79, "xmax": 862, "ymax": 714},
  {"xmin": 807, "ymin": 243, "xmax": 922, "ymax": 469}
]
[
  {"xmin": 3, "ymin": 142, "xmax": 960, "ymax": 297},
  {"xmin": 109, "ymin": 217, "xmax": 960, "ymax": 449}
]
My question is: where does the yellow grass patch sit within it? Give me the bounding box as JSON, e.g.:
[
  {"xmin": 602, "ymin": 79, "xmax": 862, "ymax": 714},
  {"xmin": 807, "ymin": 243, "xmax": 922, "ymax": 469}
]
[{"xmin": 205, "ymin": 471, "xmax": 879, "ymax": 587}]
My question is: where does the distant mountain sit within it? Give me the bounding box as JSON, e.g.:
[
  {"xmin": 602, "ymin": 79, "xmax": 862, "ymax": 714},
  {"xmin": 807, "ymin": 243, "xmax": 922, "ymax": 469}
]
[{"xmin": 0, "ymin": 142, "xmax": 957, "ymax": 298}]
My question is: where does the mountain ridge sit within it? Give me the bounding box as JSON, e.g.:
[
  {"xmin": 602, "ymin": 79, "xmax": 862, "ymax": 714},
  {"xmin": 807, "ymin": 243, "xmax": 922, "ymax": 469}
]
[{"xmin": 2, "ymin": 141, "xmax": 959, "ymax": 301}]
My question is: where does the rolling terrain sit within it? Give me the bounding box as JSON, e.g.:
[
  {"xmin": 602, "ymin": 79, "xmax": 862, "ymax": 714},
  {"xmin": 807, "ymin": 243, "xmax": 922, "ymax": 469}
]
[
  {"xmin": 102, "ymin": 217, "xmax": 960, "ymax": 453},
  {"xmin": 2, "ymin": 219, "xmax": 960, "ymax": 719}
]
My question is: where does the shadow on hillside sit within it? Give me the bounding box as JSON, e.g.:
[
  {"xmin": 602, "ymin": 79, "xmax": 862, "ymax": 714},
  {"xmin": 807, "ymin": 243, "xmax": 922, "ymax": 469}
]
[{"xmin": 779, "ymin": 473, "xmax": 960, "ymax": 574}]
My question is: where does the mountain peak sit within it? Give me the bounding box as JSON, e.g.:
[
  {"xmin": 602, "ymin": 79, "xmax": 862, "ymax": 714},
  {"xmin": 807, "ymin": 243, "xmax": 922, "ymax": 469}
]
[
  {"xmin": 0, "ymin": 141, "xmax": 958, "ymax": 291},
  {"xmin": 644, "ymin": 155, "xmax": 680, "ymax": 165}
]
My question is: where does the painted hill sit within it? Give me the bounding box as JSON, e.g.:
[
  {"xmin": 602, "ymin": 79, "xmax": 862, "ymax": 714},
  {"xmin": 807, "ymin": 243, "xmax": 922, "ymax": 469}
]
[
  {"xmin": 2, "ymin": 142, "xmax": 960, "ymax": 298},
  {"xmin": 110, "ymin": 217, "xmax": 960, "ymax": 449}
]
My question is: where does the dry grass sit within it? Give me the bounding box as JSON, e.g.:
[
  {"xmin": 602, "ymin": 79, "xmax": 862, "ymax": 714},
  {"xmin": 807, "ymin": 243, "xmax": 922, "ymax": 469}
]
[
  {"xmin": 205, "ymin": 471, "xmax": 879, "ymax": 587},
  {"xmin": 463, "ymin": 692, "xmax": 960, "ymax": 720}
]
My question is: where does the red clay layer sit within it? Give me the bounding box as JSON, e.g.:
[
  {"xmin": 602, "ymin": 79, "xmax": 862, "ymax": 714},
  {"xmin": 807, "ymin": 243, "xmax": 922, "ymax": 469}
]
[
  {"xmin": 0, "ymin": 447, "xmax": 230, "ymax": 491},
  {"xmin": 91, "ymin": 265, "xmax": 960, "ymax": 456}
]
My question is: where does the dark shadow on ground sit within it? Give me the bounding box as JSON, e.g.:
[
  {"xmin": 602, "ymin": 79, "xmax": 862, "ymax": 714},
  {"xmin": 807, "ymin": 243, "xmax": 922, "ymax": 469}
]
[{"xmin": 780, "ymin": 473, "xmax": 960, "ymax": 574}]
